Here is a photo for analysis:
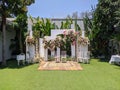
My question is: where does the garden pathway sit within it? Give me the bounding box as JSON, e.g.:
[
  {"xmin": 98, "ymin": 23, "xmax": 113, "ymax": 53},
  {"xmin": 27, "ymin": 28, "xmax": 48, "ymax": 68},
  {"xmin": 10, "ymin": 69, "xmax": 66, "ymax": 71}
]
[{"xmin": 38, "ymin": 61, "xmax": 83, "ymax": 70}]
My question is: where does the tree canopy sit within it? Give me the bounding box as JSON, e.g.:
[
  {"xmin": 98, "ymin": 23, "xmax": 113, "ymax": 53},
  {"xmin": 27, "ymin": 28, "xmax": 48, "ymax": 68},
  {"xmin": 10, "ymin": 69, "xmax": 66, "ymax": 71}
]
[
  {"xmin": 0, "ymin": 0, "xmax": 35, "ymax": 65},
  {"xmin": 92, "ymin": 0, "xmax": 120, "ymax": 57}
]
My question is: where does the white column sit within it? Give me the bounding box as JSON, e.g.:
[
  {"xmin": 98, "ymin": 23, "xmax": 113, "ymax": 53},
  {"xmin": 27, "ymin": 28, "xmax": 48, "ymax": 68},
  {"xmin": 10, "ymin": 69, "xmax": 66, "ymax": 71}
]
[
  {"xmin": 25, "ymin": 40, "xmax": 29, "ymax": 60},
  {"xmin": 56, "ymin": 47, "xmax": 60, "ymax": 62},
  {"xmin": 27, "ymin": 18, "xmax": 33, "ymax": 38},
  {"xmin": 82, "ymin": 30, "xmax": 85, "ymax": 38},
  {"xmin": 86, "ymin": 45, "xmax": 88, "ymax": 51},
  {"xmin": 79, "ymin": 44, "xmax": 83, "ymax": 62},
  {"xmin": 30, "ymin": 31, "xmax": 33, "ymax": 38},
  {"xmin": 71, "ymin": 44, "xmax": 75, "ymax": 58},
  {"xmin": 51, "ymin": 50, "xmax": 55, "ymax": 57},
  {"xmin": 81, "ymin": 45, "xmax": 84, "ymax": 59},
  {"xmin": 28, "ymin": 45, "xmax": 35, "ymax": 60},
  {"xmin": 57, "ymin": 47, "xmax": 60, "ymax": 58},
  {"xmin": 44, "ymin": 48, "xmax": 48, "ymax": 61},
  {"xmin": 79, "ymin": 45, "xmax": 81, "ymax": 57},
  {"xmin": 39, "ymin": 38, "xmax": 44, "ymax": 58},
  {"xmin": 71, "ymin": 23, "xmax": 74, "ymax": 29}
]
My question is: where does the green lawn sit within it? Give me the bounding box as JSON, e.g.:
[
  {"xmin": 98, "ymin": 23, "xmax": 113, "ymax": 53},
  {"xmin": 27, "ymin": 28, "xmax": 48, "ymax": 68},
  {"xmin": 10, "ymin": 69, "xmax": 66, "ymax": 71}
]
[{"xmin": 0, "ymin": 59, "xmax": 120, "ymax": 90}]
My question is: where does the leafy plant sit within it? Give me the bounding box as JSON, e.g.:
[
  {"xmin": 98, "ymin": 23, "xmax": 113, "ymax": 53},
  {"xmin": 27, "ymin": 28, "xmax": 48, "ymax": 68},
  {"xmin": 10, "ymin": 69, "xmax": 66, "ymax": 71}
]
[{"xmin": 0, "ymin": 0, "xmax": 35, "ymax": 65}]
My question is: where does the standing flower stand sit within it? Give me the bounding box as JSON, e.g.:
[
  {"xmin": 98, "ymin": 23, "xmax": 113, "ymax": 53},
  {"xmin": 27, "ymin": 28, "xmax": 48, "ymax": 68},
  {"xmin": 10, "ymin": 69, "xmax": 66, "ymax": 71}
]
[{"xmin": 61, "ymin": 51, "xmax": 67, "ymax": 63}]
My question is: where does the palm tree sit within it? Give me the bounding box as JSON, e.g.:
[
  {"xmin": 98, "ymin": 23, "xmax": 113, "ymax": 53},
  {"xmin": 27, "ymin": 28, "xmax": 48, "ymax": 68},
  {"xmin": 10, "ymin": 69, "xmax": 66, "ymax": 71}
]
[
  {"xmin": 60, "ymin": 18, "xmax": 73, "ymax": 29},
  {"xmin": 30, "ymin": 16, "xmax": 41, "ymax": 61}
]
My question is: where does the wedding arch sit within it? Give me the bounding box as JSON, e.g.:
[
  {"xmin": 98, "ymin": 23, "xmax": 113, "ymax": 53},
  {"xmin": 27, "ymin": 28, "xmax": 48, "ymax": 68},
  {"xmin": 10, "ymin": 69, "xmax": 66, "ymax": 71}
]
[{"xmin": 38, "ymin": 29, "xmax": 90, "ymax": 63}]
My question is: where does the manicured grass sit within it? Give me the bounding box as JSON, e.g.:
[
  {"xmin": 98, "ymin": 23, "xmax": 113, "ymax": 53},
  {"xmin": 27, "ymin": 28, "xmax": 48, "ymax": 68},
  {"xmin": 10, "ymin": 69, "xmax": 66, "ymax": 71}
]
[{"xmin": 0, "ymin": 59, "xmax": 120, "ymax": 90}]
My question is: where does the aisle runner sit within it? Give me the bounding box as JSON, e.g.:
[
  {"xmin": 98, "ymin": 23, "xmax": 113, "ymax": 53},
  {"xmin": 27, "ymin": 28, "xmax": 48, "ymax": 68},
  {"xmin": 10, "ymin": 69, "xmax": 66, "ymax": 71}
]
[{"xmin": 38, "ymin": 61, "xmax": 83, "ymax": 70}]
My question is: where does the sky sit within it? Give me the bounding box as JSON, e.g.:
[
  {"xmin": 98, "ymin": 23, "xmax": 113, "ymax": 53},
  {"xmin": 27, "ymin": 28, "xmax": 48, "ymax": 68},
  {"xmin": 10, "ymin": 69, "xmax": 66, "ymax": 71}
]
[{"xmin": 28, "ymin": 0, "xmax": 98, "ymax": 18}]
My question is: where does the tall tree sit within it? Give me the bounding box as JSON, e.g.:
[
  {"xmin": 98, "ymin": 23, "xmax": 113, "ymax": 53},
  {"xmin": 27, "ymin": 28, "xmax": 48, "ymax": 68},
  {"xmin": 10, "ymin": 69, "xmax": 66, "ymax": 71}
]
[
  {"xmin": 0, "ymin": 0, "xmax": 35, "ymax": 65},
  {"xmin": 93, "ymin": 0, "xmax": 120, "ymax": 57}
]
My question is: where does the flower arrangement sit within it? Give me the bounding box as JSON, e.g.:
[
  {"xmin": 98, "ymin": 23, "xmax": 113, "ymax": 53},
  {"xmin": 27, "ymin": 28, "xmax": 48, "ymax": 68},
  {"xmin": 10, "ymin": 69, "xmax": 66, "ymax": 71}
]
[
  {"xmin": 63, "ymin": 30, "xmax": 79, "ymax": 45},
  {"xmin": 78, "ymin": 36, "xmax": 89, "ymax": 45},
  {"xmin": 43, "ymin": 36, "xmax": 62, "ymax": 50},
  {"xmin": 54, "ymin": 36, "xmax": 62, "ymax": 48},
  {"xmin": 26, "ymin": 36, "xmax": 35, "ymax": 45},
  {"xmin": 49, "ymin": 40, "xmax": 55, "ymax": 51},
  {"xmin": 67, "ymin": 30, "xmax": 77, "ymax": 45},
  {"xmin": 43, "ymin": 38, "xmax": 50, "ymax": 49},
  {"xmin": 43, "ymin": 30, "xmax": 89, "ymax": 50}
]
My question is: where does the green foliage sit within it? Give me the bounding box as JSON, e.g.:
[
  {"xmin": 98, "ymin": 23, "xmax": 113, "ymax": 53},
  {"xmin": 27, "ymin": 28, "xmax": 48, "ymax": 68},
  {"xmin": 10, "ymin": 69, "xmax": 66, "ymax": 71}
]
[
  {"xmin": 92, "ymin": 0, "xmax": 120, "ymax": 57},
  {"xmin": 30, "ymin": 16, "xmax": 58, "ymax": 38},
  {"xmin": 110, "ymin": 34, "xmax": 120, "ymax": 54},
  {"xmin": 83, "ymin": 15, "xmax": 93, "ymax": 40},
  {"xmin": 0, "ymin": 0, "xmax": 35, "ymax": 16},
  {"xmin": 30, "ymin": 16, "xmax": 59, "ymax": 57},
  {"xmin": 60, "ymin": 18, "xmax": 73, "ymax": 29},
  {"xmin": 32, "ymin": 16, "xmax": 41, "ymax": 38},
  {"xmin": 0, "ymin": 0, "xmax": 35, "ymax": 65},
  {"xmin": 11, "ymin": 13, "xmax": 28, "ymax": 53}
]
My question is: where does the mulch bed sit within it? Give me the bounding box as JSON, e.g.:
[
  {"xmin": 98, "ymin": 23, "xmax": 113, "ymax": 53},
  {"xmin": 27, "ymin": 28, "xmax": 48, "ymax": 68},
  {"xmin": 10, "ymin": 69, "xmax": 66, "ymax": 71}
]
[{"xmin": 38, "ymin": 61, "xmax": 83, "ymax": 71}]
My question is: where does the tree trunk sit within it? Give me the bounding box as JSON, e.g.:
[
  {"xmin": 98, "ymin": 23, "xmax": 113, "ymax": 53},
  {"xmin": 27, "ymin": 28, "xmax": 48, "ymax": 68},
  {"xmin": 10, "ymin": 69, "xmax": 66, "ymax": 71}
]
[
  {"xmin": 19, "ymin": 29, "xmax": 23, "ymax": 53},
  {"xmin": 1, "ymin": 14, "xmax": 7, "ymax": 66}
]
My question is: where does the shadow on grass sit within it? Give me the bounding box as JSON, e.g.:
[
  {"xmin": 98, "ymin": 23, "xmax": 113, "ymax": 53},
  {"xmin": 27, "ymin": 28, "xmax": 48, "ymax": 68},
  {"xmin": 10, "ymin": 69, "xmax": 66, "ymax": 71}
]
[
  {"xmin": 96, "ymin": 58, "xmax": 120, "ymax": 68},
  {"xmin": 0, "ymin": 59, "xmax": 35, "ymax": 69},
  {"xmin": 97, "ymin": 58, "xmax": 110, "ymax": 62}
]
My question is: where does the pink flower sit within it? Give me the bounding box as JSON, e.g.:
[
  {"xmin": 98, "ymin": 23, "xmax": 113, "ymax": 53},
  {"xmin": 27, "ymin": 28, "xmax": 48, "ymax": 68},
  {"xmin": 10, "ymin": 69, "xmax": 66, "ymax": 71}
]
[
  {"xmin": 63, "ymin": 31, "xmax": 66, "ymax": 35},
  {"xmin": 72, "ymin": 41, "xmax": 76, "ymax": 45},
  {"xmin": 75, "ymin": 31, "xmax": 78, "ymax": 35}
]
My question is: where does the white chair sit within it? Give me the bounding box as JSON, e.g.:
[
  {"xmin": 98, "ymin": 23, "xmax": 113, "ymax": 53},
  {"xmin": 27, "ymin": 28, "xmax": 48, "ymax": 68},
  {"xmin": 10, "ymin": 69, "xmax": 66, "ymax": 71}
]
[
  {"xmin": 16, "ymin": 54, "xmax": 25, "ymax": 66},
  {"xmin": 83, "ymin": 51, "xmax": 90, "ymax": 63},
  {"xmin": 109, "ymin": 55, "xmax": 120, "ymax": 65}
]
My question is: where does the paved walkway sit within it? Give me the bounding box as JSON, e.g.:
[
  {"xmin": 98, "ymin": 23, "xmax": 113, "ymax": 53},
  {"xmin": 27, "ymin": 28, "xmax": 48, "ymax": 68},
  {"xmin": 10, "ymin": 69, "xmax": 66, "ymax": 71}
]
[{"xmin": 38, "ymin": 61, "xmax": 83, "ymax": 70}]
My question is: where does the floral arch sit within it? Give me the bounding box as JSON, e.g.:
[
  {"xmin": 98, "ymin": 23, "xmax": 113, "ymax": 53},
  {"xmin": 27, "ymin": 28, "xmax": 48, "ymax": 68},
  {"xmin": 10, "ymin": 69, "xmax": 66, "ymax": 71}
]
[{"xmin": 40, "ymin": 29, "xmax": 90, "ymax": 63}]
